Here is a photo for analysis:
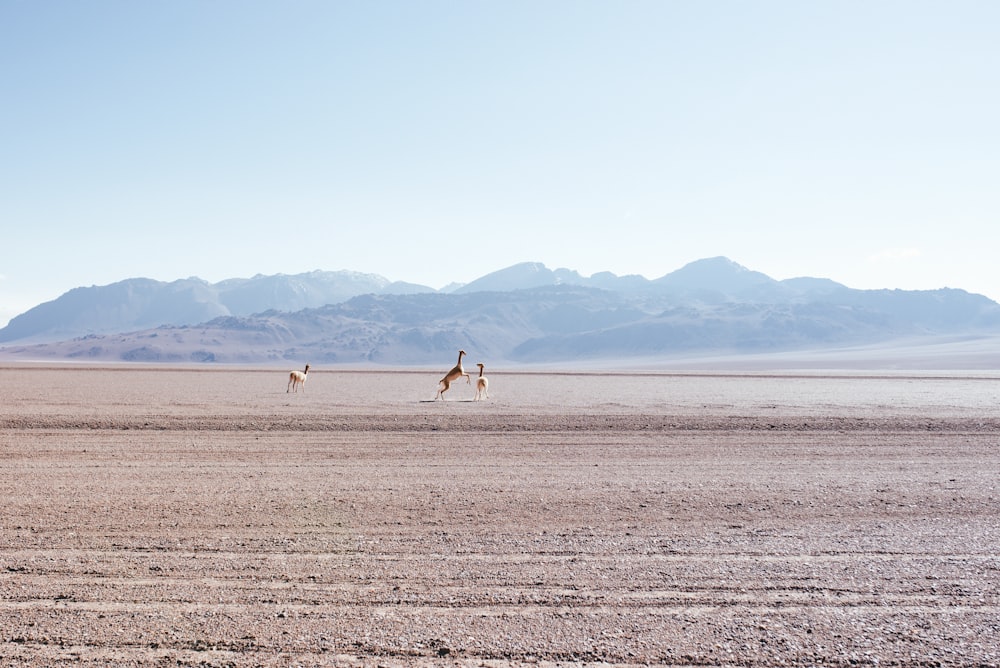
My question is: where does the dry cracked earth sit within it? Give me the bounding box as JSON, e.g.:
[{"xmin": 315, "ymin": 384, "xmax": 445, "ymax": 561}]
[{"xmin": 1, "ymin": 365, "xmax": 998, "ymax": 667}]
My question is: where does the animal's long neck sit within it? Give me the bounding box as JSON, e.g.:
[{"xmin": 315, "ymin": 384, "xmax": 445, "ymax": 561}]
[
  {"xmin": 478, "ymin": 366, "xmax": 484, "ymax": 378},
  {"xmin": 456, "ymin": 351, "xmax": 464, "ymax": 366}
]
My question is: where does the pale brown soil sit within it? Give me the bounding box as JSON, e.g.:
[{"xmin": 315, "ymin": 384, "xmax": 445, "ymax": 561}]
[{"xmin": 1, "ymin": 365, "xmax": 999, "ymax": 667}]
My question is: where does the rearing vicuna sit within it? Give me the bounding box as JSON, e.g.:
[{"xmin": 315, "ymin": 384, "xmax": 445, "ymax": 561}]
[{"xmin": 435, "ymin": 349, "xmax": 470, "ymax": 400}]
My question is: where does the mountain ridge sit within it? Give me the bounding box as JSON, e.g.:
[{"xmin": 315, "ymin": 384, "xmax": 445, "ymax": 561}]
[{"xmin": 2, "ymin": 257, "xmax": 999, "ymax": 366}]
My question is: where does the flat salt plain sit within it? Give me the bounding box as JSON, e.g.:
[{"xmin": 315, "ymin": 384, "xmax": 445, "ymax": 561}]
[{"xmin": 1, "ymin": 363, "xmax": 998, "ymax": 667}]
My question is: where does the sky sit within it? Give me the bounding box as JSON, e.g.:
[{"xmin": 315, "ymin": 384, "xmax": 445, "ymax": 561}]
[{"xmin": 2, "ymin": 1, "xmax": 999, "ymax": 328}]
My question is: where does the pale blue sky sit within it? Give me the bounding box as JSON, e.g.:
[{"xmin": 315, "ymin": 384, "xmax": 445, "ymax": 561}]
[{"xmin": 2, "ymin": 1, "xmax": 998, "ymax": 327}]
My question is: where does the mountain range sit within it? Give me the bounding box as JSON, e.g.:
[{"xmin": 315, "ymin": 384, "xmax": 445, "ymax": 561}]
[{"xmin": 2, "ymin": 257, "xmax": 999, "ymax": 366}]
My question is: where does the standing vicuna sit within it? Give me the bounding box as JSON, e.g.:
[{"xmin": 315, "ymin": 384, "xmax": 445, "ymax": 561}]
[
  {"xmin": 435, "ymin": 349, "xmax": 470, "ymax": 400},
  {"xmin": 287, "ymin": 364, "xmax": 310, "ymax": 393},
  {"xmin": 474, "ymin": 362, "xmax": 489, "ymax": 401}
]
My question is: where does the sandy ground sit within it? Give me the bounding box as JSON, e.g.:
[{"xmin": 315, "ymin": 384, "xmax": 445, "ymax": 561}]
[{"xmin": 1, "ymin": 364, "xmax": 999, "ymax": 667}]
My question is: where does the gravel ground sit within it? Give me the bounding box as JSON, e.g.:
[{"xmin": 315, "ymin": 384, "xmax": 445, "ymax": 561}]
[{"xmin": 1, "ymin": 365, "xmax": 998, "ymax": 666}]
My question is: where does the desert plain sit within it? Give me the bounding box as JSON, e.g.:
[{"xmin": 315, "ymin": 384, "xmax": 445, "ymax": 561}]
[{"xmin": 1, "ymin": 363, "xmax": 998, "ymax": 667}]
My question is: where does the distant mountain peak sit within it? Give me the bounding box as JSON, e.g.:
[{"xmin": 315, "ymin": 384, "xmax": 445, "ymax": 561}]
[
  {"xmin": 656, "ymin": 256, "xmax": 777, "ymax": 296},
  {"xmin": 453, "ymin": 262, "xmax": 556, "ymax": 293},
  {"xmin": 676, "ymin": 256, "xmax": 757, "ymax": 274}
]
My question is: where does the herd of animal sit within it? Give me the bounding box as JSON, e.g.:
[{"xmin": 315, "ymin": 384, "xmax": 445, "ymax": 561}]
[{"xmin": 285, "ymin": 350, "xmax": 489, "ymax": 400}]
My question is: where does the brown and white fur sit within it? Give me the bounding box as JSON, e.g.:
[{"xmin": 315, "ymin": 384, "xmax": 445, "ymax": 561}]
[
  {"xmin": 474, "ymin": 362, "xmax": 489, "ymax": 401},
  {"xmin": 287, "ymin": 364, "xmax": 310, "ymax": 393},
  {"xmin": 435, "ymin": 349, "xmax": 470, "ymax": 400}
]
